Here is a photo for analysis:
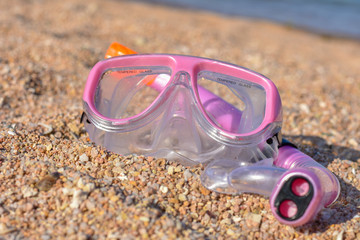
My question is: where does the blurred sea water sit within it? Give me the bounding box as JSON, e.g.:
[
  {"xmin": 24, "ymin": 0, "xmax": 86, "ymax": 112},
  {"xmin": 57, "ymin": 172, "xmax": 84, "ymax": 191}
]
[{"xmin": 140, "ymin": 0, "xmax": 360, "ymax": 39}]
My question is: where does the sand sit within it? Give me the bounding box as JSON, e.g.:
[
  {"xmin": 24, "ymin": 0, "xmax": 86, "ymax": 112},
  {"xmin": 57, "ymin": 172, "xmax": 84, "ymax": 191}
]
[{"xmin": 0, "ymin": 0, "xmax": 359, "ymax": 239}]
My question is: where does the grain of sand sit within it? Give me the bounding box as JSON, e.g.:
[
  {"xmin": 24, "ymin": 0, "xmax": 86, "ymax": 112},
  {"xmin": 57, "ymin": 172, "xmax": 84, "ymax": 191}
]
[{"xmin": 0, "ymin": 0, "xmax": 360, "ymax": 239}]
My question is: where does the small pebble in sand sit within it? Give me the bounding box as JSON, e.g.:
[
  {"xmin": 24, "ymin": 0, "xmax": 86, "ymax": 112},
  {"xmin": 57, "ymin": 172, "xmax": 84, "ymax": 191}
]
[
  {"xmin": 160, "ymin": 185, "xmax": 169, "ymax": 194},
  {"xmin": 168, "ymin": 166, "xmax": 175, "ymax": 175},
  {"xmin": 79, "ymin": 153, "xmax": 89, "ymax": 162},
  {"xmin": 36, "ymin": 173, "xmax": 60, "ymax": 191}
]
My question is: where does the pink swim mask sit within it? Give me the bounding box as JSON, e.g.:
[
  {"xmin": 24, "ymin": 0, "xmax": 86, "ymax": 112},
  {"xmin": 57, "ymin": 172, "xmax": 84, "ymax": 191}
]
[
  {"xmin": 82, "ymin": 43, "xmax": 340, "ymax": 227},
  {"xmin": 82, "ymin": 51, "xmax": 282, "ymax": 163}
]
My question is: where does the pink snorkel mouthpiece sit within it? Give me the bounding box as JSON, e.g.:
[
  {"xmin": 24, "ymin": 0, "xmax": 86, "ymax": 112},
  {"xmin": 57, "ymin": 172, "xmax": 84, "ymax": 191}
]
[{"xmin": 270, "ymin": 146, "xmax": 340, "ymax": 226}]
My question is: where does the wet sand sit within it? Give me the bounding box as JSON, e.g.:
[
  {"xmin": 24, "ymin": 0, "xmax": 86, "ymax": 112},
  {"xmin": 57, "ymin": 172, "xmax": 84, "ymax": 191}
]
[{"xmin": 0, "ymin": 0, "xmax": 359, "ymax": 239}]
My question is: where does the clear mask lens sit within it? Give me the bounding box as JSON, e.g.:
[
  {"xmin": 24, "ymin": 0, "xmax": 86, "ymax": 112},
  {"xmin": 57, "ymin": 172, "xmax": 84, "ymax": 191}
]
[
  {"xmin": 197, "ymin": 71, "xmax": 266, "ymax": 134},
  {"xmin": 94, "ymin": 66, "xmax": 171, "ymax": 119}
]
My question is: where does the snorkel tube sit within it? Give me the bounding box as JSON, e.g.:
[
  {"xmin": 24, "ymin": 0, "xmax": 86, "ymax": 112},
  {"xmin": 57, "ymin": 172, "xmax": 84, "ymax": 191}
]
[{"xmin": 103, "ymin": 42, "xmax": 340, "ymax": 226}]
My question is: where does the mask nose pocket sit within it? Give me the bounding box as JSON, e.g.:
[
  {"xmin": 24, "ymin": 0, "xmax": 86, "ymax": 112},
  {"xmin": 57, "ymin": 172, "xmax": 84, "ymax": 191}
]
[{"xmin": 149, "ymin": 72, "xmax": 205, "ymax": 162}]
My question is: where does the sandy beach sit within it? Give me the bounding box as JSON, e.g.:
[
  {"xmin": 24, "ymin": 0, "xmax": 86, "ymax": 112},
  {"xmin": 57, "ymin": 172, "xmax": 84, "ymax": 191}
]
[{"xmin": 0, "ymin": 0, "xmax": 359, "ymax": 239}]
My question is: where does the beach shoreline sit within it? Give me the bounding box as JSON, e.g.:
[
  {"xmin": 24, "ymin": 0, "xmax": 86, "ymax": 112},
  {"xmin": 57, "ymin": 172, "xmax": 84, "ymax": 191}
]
[
  {"xmin": 0, "ymin": 0, "xmax": 359, "ymax": 239},
  {"xmin": 136, "ymin": 0, "xmax": 360, "ymax": 40}
]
